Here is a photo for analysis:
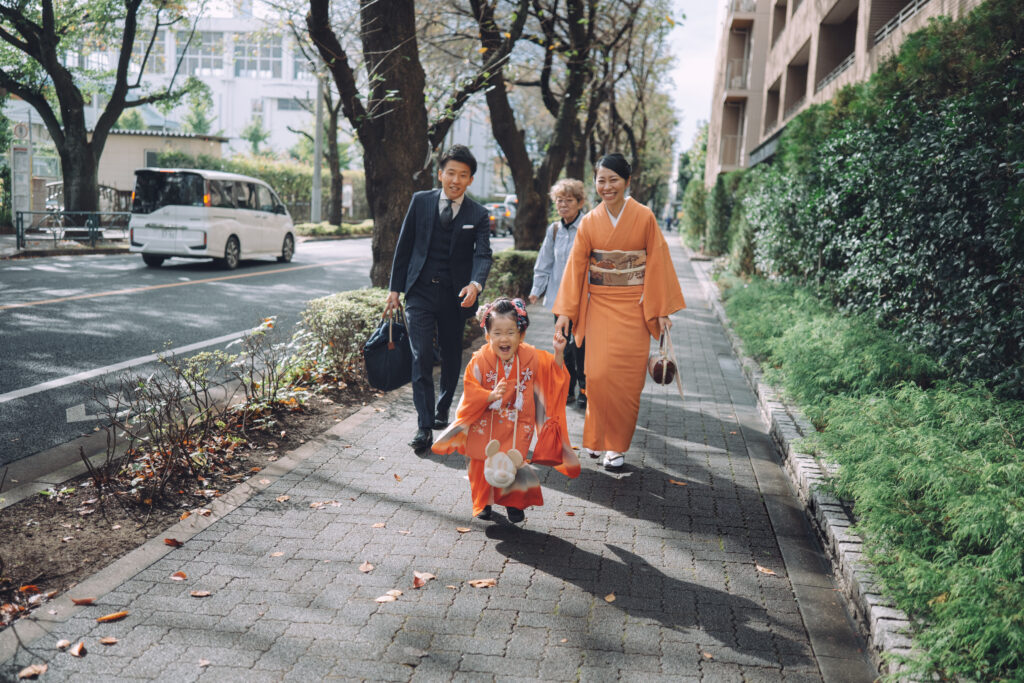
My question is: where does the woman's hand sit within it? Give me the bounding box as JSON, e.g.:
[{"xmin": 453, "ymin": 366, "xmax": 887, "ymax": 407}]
[
  {"xmin": 488, "ymin": 378, "xmax": 509, "ymax": 403},
  {"xmin": 658, "ymin": 316, "xmax": 672, "ymax": 337},
  {"xmin": 555, "ymin": 315, "xmax": 571, "ymax": 339}
]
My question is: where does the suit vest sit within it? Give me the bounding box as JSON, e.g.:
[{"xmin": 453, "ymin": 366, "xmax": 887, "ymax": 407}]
[{"xmin": 419, "ymin": 203, "xmax": 454, "ymax": 285}]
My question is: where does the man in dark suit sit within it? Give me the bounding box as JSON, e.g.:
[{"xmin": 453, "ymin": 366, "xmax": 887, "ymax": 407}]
[{"xmin": 386, "ymin": 145, "xmax": 492, "ymax": 451}]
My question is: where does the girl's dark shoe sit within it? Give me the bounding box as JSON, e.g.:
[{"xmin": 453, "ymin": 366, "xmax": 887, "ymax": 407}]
[
  {"xmin": 476, "ymin": 505, "xmax": 493, "ymax": 520},
  {"xmin": 506, "ymin": 506, "xmax": 525, "ymax": 524},
  {"xmin": 576, "ymin": 391, "xmax": 587, "ymax": 409}
]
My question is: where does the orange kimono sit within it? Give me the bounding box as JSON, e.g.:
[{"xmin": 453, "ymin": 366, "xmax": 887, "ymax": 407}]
[
  {"xmin": 553, "ymin": 198, "xmax": 685, "ymax": 453},
  {"xmin": 432, "ymin": 343, "xmax": 581, "ymax": 516}
]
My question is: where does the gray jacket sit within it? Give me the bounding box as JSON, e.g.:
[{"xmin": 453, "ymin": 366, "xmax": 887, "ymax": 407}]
[{"xmin": 529, "ymin": 212, "xmax": 582, "ymax": 310}]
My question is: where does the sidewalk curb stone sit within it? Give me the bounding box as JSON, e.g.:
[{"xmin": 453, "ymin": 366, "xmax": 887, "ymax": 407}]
[{"xmin": 688, "ymin": 254, "xmax": 914, "ymax": 678}]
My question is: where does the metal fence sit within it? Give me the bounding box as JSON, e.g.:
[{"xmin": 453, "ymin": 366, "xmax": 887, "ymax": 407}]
[{"xmin": 16, "ymin": 211, "xmax": 132, "ymax": 250}]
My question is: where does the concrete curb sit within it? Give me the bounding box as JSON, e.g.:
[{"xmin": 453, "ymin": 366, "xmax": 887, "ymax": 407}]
[
  {"xmin": 0, "ymin": 388, "xmax": 410, "ymax": 664},
  {"xmin": 687, "ymin": 254, "xmax": 914, "ymax": 677}
]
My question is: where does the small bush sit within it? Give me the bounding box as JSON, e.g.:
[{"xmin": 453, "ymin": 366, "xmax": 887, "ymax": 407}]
[
  {"xmin": 293, "ymin": 220, "xmax": 374, "ymax": 237},
  {"xmin": 481, "ymin": 250, "xmax": 538, "ymax": 303},
  {"xmin": 704, "ymin": 175, "xmax": 731, "ymax": 256},
  {"xmin": 294, "ymin": 288, "xmax": 387, "ymax": 385},
  {"xmin": 680, "ymin": 178, "xmax": 707, "ymax": 248}
]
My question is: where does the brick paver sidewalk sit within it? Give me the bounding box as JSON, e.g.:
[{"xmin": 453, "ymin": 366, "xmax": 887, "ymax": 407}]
[{"xmin": 2, "ymin": 240, "xmax": 877, "ymax": 682}]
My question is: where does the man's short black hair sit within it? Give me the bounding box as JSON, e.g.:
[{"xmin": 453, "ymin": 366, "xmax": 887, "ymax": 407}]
[{"xmin": 439, "ymin": 144, "xmax": 477, "ymax": 176}]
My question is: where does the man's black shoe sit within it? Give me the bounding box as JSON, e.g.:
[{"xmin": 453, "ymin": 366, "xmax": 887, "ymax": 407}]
[
  {"xmin": 476, "ymin": 505, "xmax": 493, "ymax": 520},
  {"xmin": 409, "ymin": 428, "xmax": 432, "ymax": 451},
  {"xmin": 432, "ymin": 410, "xmax": 449, "ymax": 430},
  {"xmin": 506, "ymin": 506, "xmax": 525, "ymax": 524}
]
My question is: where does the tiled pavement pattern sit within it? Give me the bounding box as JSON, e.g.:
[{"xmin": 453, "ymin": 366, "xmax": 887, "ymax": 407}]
[{"xmin": 2, "ymin": 240, "xmax": 877, "ymax": 682}]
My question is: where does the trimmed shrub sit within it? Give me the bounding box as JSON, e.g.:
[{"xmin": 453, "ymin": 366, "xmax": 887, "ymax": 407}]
[
  {"xmin": 481, "ymin": 249, "xmax": 538, "ymax": 303},
  {"xmin": 679, "ymin": 177, "xmax": 707, "ymax": 248},
  {"xmin": 704, "ymin": 175, "xmax": 730, "ymax": 256},
  {"xmin": 294, "ymin": 220, "xmax": 374, "ymax": 237},
  {"xmin": 293, "ymin": 287, "xmax": 387, "ymax": 385}
]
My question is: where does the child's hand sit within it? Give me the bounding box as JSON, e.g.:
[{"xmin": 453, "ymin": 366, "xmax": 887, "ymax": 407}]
[
  {"xmin": 489, "ymin": 378, "xmax": 509, "ymax": 402},
  {"xmin": 553, "ymin": 331, "xmax": 567, "ymax": 354}
]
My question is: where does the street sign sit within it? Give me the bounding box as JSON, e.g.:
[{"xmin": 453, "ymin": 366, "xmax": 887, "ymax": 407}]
[
  {"xmin": 12, "ymin": 122, "xmax": 29, "ymax": 140},
  {"xmin": 11, "ymin": 145, "xmax": 31, "ymax": 217}
]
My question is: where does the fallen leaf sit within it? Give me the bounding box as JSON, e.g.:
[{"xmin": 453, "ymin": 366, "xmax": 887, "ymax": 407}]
[
  {"xmin": 62, "ymin": 536, "xmax": 74, "ymax": 542},
  {"xmin": 565, "ymin": 511, "xmax": 575, "ymax": 516},
  {"xmin": 96, "ymin": 611, "xmax": 129, "ymax": 623},
  {"xmin": 276, "ymin": 495, "xmax": 289, "ymax": 503},
  {"xmin": 604, "ymin": 593, "xmax": 616, "ymax": 603},
  {"xmin": 560, "ymin": 638, "xmax": 568, "ymax": 643},
  {"xmin": 310, "ymin": 500, "xmax": 339, "ymax": 509},
  {"xmin": 46, "ymin": 590, "xmax": 58, "ymax": 599},
  {"xmin": 197, "ymin": 509, "xmax": 211, "ymax": 517},
  {"xmin": 359, "ymin": 561, "xmax": 374, "ymax": 573},
  {"xmin": 111, "ymin": 524, "xmax": 121, "ymax": 530},
  {"xmin": 17, "ymin": 663, "xmax": 47, "ymax": 679},
  {"xmin": 18, "ymin": 585, "xmax": 40, "ymax": 594},
  {"xmin": 267, "ymin": 441, "xmax": 278, "ymax": 448},
  {"xmin": 71, "ymin": 597, "xmax": 95, "ymax": 606},
  {"xmin": 393, "ymin": 474, "xmax": 402, "ymax": 482},
  {"xmin": 170, "ymin": 571, "xmax": 187, "ymax": 581},
  {"xmin": 446, "ymin": 585, "xmax": 457, "ymax": 589},
  {"xmin": 55, "ymin": 639, "xmax": 71, "ymax": 650},
  {"xmin": 468, "ymin": 578, "xmax": 496, "ymax": 588},
  {"xmin": 70, "ymin": 641, "xmax": 86, "ymax": 657},
  {"xmin": 668, "ymin": 479, "xmax": 688, "ymax": 486},
  {"xmin": 180, "ymin": 511, "xmax": 191, "ymax": 520},
  {"xmin": 455, "ymin": 527, "xmax": 471, "ymax": 533},
  {"xmin": 99, "ymin": 637, "xmax": 118, "ymax": 645},
  {"xmin": 372, "ymin": 522, "xmax": 386, "ymax": 528},
  {"xmin": 702, "ymin": 652, "xmax": 714, "ymax": 660},
  {"xmin": 190, "ymin": 591, "xmax": 211, "ymax": 598},
  {"xmin": 250, "ymin": 467, "xmax": 261, "ymax": 472},
  {"xmin": 397, "ymin": 530, "xmax": 411, "ymax": 535},
  {"xmin": 375, "ymin": 594, "xmax": 397, "ymax": 603},
  {"xmin": 164, "ymin": 538, "xmax": 183, "ymax": 548},
  {"xmin": 755, "ymin": 565, "xmax": 777, "ymax": 576},
  {"xmin": 270, "ymin": 552, "xmax": 284, "ymax": 557},
  {"xmin": 412, "ymin": 571, "xmax": 436, "ymax": 588},
  {"xmin": 386, "ymin": 590, "xmax": 403, "ymax": 597},
  {"xmin": 78, "ymin": 509, "xmax": 94, "ymax": 516},
  {"xmin": 198, "ymin": 659, "xmax": 211, "ymax": 667},
  {"xmin": 259, "ymin": 479, "xmax": 270, "ymax": 485}
]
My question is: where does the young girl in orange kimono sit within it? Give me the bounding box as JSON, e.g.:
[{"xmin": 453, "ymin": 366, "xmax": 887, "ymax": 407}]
[
  {"xmin": 432, "ymin": 298, "xmax": 581, "ymax": 523},
  {"xmin": 554, "ymin": 154, "xmax": 685, "ymax": 471}
]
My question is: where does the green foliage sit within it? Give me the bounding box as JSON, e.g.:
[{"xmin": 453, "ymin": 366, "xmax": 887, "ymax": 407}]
[
  {"xmin": 481, "ymin": 250, "xmax": 538, "ymax": 302},
  {"xmin": 114, "ymin": 109, "xmax": 146, "ymax": 130},
  {"xmin": 241, "ymin": 115, "xmax": 271, "ymax": 155},
  {"xmin": 679, "ymin": 177, "xmax": 706, "ymax": 247},
  {"xmin": 723, "ymin": 277, "xmax": 1024, "ymax": 680},
  {"xmin": 293, "ymin": 220, "xmax": 374, "ymax": 237},
  {"xmin": 294, "ymin": 288, "xmax": 388, "ymax": 385},
  {"xmin": 704, "ymin": 175, "xmax": 731, "ymax": 256},
  {"xmin": 741, "ymin": 0, "xmax": 1024, "ymax": 396},
  {"xmin": 180, "ymin": 83, "xmax": 217, "ymax": 135}
]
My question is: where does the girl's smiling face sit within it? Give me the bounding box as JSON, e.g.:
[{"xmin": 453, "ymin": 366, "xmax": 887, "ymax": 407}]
[{"xmin": 486, "ymin": 313, "xmax": 522, "ymax": 362}]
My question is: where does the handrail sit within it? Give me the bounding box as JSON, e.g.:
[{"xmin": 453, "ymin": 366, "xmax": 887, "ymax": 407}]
[
  {"xmin": 730, "ymin": 0, "xmax": 757, "ymax": 12},
  {"xmin": 16, "ymin": 210, "xmax": 132, "ymax": 250},
  {"xmin": 815, "ymin": 51, "xmax": 855, "ymax": 92},
  {"xmin": 783, "ymin": 96, "xmax": 806, "ymax": 121},
  {"xmin": 874, "ymin": 0, "xmax": 931, "ymax": 45}
]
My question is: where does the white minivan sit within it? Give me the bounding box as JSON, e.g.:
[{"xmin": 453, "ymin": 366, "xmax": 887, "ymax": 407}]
[{"xmin": 128, "ymin": 168, "xmax": 295, "ymax": 269}]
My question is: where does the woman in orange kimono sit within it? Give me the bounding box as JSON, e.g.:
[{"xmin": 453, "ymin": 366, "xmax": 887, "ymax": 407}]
[
  {"xmin": 432, "ymin": 298, "xmax": 581, "ymax": 523},
  {"xmin": 554, "ymin": 154, "xmax": 685, "ymax": 470}
]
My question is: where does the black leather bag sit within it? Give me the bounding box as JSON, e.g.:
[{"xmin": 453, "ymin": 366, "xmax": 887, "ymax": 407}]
[{"xmin": 363, "ymin": 307, "xmax": 413, "ymax": 391}]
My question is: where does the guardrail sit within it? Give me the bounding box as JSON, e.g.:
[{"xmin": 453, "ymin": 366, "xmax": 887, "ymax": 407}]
[
  {"xmin": 816, "ymin": 52, "xmax": 855, "ymax": 93},
  {"xmin": 730, "ymin": 0, "xmax": 757, "ymax": 12},
  {"xmin": 874, "ymin": 0, "xmax": 931, "ymax": 45},
  {"xmin": 726, "ymin": 58, "xmax": 750, "ymax": 90},
  {"xmin": 16, "ymin": 211, "xmax": 132, "ymax": 250}
]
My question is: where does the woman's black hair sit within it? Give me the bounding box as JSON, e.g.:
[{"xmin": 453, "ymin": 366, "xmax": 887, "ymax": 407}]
[
  {"xmin": 481, "ymin": 297, "xmax": 530, "ymax": 333},
  {"xmin": 595, "ymin": 153, "xmax": 631, "ymax": 181}
]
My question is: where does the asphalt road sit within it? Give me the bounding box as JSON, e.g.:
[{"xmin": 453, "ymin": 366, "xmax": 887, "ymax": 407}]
[{"xmin": 0, "ymin": 239, "xmax": 384, "ymax": 469}]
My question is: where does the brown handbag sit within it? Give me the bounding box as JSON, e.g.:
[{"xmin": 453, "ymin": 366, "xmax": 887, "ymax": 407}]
[{"xmin": 648, "ymin": 333, "xmax": 683, "ymax": 398}]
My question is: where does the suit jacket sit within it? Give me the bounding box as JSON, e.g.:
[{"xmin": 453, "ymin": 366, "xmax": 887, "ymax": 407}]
[{"xmin": 389, "ymin": 189, "xmax": 493, "ymax": 315}]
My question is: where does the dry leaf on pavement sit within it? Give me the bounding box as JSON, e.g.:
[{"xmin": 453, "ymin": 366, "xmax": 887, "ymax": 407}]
[
  {"xmin": 17, "ymin": 663, "xmax": 47, "ymax": 679},
  {"xmin": 604, "ymin": 593, "xmax": 616, "ymax": 603},
  {"xmin": 359, "ymin": 562, "xmax": 374, "ymax": 573},
  {"xmin": 565, "ymin": 511, "xmax": 575, "ymax": 516},
  {"xmin": 755, "ymin": 565, "xmax": 777, "ymax": 576},
  {"xmin": 393, "ymin": 474, "xmax": 402, "ymax": 482},
  {"xmin": 468, "ymin": 578, "xmax": 496, "ymax": 588},
  {"xmin": 180, "ymin": 511, "xmax": 191, "ymax": 520},
  {"xmin": 198, "ymin": 659, "xmax": 211, "ymax": 667},
  {"xmin": 170, "ymin": 571, "xmax": 187, "ymax": 581},
  {"xmin": 413, "ymin": 571, "xmax": 436, "ymax": 588},
  {"xmin": 386, "ymin": 590, "xmax": 403, "ymax": 597},
  {"xmin": 374, "ymin": 594, "xmax": 397, "ymax": 603},
  {"xmin": 270, "ymin": 552, "xmax": 284, "ymax": 557},
  {"xmin": 275, "ymin": 495, "xmax": 290, "ymax": 503},
  {"xmin": 164, "ymin": 538, "xmax": 183, "ymax": 548},
  {"xmin": 372, "ymin": 522, "xmax": 386, "ymax": 528},
  {"xmin": 702, "ymin": 652, "xmax": 714, "ymax": 660},
  {"xmin": 70, "ymin": 597, "xmax": 95, "ymax": 606},
  {"xmin": 99, "ymin": 637, "xmax": 118, "ymax": 645},
  {"xmin": 69, "ymin": 641, "xmax": 86, "ymax": 657},
  {"xmin": 190, "ymin": 591, "xmax": 211, "ymax": 598},
  {"xmin": 455, "ymin": 527, "xmax": 471, "ymax": 533},
  {"xmin": 55, "ymin": 639, "xmax": 71, "ymax": 650},
  {"xmin": 96, "ymin": 611, "xmax": 128, "ymax": 623},
  {"xmin": 668, "ymin": 479, "xmax": 688, "ymax": 486}
]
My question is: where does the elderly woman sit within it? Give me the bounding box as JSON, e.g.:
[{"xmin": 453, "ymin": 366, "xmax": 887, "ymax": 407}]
[
  {"xmin": 553, "ymin": 155, "xmax": 685, "ymax": 470},
  {"xmin": 529, "ymin": 178, "xmax": 587, "ymax": 408}
]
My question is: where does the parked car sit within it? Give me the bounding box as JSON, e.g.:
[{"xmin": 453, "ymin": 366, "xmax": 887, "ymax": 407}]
[
  {"xmin": 128, "ymin": 168, "xmax": 295, "ymax": 269},
  {"xmin": 484, "ymin": 202, "xmax": 511, "ymax": 236}
]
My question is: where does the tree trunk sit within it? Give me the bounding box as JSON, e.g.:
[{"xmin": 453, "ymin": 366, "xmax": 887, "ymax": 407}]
[
  {"xmin": 326, "ymin": 105, "xmax": 343, "ymax": 226},
  {"xmin": 60, "ymin": 134, "xmax": 100, "ymax": 220}
]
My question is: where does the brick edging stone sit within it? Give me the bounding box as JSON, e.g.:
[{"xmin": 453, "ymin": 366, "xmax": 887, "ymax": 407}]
[{"xmin": 687, "ymin": 252, "xmax": 915, "ymax": 678}]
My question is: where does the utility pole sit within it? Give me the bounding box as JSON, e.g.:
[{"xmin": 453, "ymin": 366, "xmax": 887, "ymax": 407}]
[{"xmin": 311, "ymin": 76, "xmax": 325, "ymax": 223}]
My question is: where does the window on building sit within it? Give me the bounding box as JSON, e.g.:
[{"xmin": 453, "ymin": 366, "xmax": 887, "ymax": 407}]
[
  {"xmin": 293, "ymin": 56, "xmax": 316, "ymax": 80},
  {"xmin": 234, "ymin": 33, "xmax": 283, "ymax": 79},
  {"xmin": 144, "ymin": 150, "xmax": 160, "ymax": 167},
  {"xmin": 131, "ymin": 29, "xmax": 166, "ymax": 75},
  {"xmin": 177, "ymin": 31, "xmax": 225, "ymax": 76},
  {"xmin": 277, "ymin": 98, "xmax": 312, "ymax": 111}
]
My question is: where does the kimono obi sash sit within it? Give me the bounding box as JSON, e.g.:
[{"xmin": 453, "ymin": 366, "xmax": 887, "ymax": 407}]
[{"xmin": 588, "ymin": 249, "xmax": 646, "ymax": 286}]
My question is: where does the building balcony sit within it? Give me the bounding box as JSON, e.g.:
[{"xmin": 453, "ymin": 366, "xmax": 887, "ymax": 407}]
[
  {"xmin": 729, "ymin": 0, "xmax": 757, "ymax": 13},
  {"xmin": 816, "ymin": 51, "xmax": 855, "ymax": 92},
  {"xmin": 875, "ymin": 0, "xmax": 931, "ymax": 45},
  {"xmin": 725, "ymin": 58, "xmax": 750, "ymax": 90},
  {"xmin": 783, "ymin": 96, "xmax": 806, "ymax": 121},
  {"xmin": 720, "ymin": 133, "xmax": 744, "ymax": 167}
]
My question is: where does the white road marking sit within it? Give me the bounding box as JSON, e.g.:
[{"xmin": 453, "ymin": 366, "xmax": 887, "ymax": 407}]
[{"xmin": 0, "ymin": 329, "xmax": 250, "ymax": 405}]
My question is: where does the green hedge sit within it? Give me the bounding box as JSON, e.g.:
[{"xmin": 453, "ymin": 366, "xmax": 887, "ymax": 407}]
[
  {"xmin": 733, "ymin": 0, "xmax": 1024, "ymax": 397},
  {"xmin": 294, "ymin": 219, "xmax": 374, "ymax": 237},
  {"xmin": 481, "ymin": 249, "xmax": 538, "ymax": 303},
  {"xmin": 722, "ymin": 277, "xmax": 1024, "ymax": 680},
  {"xmin": 293, "ymin": 287, "xmax": 387, "ymax": 386}
]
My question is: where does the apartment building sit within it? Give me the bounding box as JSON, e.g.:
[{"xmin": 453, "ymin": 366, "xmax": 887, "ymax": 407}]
[{"xmin": 705, "ymin": 0, "xmax": 986, "ymax": 185}]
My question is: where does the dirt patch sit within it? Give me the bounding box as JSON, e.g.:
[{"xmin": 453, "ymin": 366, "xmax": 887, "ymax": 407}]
[{"xmin": 0, "ymin": 387, "xmax": 377, "ymax": 631}]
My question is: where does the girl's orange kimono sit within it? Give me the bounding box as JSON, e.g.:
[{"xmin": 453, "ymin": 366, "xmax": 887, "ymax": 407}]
[
  {"xmin": 432, "ymin": 342, "xmax": 581, "ymax": 516},
  {"xmin": 553, "ymin": 198, "xmax": 685, "ymax": 453}
]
